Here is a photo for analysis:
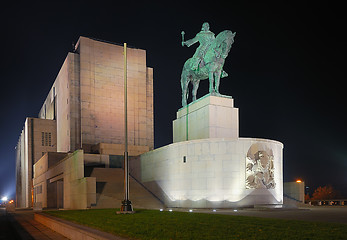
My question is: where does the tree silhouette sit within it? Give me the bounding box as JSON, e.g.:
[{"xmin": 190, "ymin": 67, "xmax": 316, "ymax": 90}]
[
  {"xmin": 311, "ymin": 185, "xmax": 337, "ymax": 200},
  {"xmin": 305, "ymin": 193, "xmax": 311, "ymax": 202}
]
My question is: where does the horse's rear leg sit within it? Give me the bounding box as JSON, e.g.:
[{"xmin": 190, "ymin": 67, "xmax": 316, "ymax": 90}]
[
  {"xmin": 209, "ymin": 72, "xmax": 215, "ymax": 93},
  {"xmin": 214, "ymin": 71, "xmax": 222, "ymax": 94}
]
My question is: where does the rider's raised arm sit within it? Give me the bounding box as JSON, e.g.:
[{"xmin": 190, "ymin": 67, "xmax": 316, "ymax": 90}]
[{"xmin": 184, "ymin": 35, "xmax": 199, "ymax": 47}]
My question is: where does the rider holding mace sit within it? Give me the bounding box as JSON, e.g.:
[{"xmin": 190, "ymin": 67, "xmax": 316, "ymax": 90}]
[{"xmin": 182, "ymin": 22, "xmax": 215, "ymax": 71}]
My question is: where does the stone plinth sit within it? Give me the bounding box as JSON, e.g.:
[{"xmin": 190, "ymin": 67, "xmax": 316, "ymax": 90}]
[
  {"xmin": 132, "ymin": 138, "xmax": 283, "ymax": 208},
  {"xmin": 173, "ymin": 94, "xmax": 239, "ymax": 142}
]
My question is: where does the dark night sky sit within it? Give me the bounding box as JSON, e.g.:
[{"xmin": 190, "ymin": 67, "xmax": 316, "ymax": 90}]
[{"xmin": 0, "ymin": 1, "xmax": 346, "ymax": 200}]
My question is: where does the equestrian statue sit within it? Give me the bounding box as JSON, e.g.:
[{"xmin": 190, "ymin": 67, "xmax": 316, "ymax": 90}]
[{"xmin": 181, "ymin": 22, "xmax": 236, "ymax": 106}]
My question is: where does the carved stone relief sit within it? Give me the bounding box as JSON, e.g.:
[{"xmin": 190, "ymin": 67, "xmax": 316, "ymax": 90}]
[{"xmin": 246, "ymin": 143, "xmax": 275, "ymax": 189}]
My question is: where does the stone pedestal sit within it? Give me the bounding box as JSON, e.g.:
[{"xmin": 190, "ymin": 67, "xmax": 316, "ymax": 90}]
[{"xmin": 173, "ymin": 94, "xmax": 239, "ymax": 142}]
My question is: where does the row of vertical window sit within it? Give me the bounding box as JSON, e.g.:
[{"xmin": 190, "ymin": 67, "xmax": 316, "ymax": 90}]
[
  {"xmin": 41, "ymin": 132, "xmax": 52, "ymax": 146},
  {"xmin": 34, "ymin": 185, "xmax": 42, "ymax": 195}
]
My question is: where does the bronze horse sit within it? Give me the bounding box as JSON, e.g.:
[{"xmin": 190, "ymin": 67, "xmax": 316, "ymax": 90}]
[{"xmin": 180, "ymin": 30, "xmax": 236, "ymax": 106}]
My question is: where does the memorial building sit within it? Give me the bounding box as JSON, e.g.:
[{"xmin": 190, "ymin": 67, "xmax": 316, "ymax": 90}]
[
  {"xmin": 16, "ymin": 37, "xmax": 159, "ymax": 209},
  {"xmin": 16, "ymin": 28, "xmax": 284, "ymax": 210}
]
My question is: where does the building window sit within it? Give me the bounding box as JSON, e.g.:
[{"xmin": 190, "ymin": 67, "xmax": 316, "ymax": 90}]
[
  {"xmin": 35, "ymin": 185, "xmax": 42, "ymax": 195},
  {"xmin": 42, "ymin": 132, "xmax": 52, "ymax": 147},
  {"xmin": 45, "ymin": 132, "xmax": 48, "ymax": 146}
]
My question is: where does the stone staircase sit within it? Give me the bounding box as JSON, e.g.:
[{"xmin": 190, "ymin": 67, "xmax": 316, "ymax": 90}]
[
  {"xmin": 89, "ymin": 168, "xmax": 164, "ymax": 209},
  {"xmin": 283, "ymin": 194, "xmax": 308, "ymax": 208}
]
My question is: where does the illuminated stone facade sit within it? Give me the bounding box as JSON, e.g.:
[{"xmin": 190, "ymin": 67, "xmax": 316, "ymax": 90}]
[
  {"xmin": 15, "ymin": 118, "xmax": 57, "ymax": 208},
  {"xmin": 16, "ymin": 37, "xmax": 155, "ymax": 209},
  {"xmin": 38, "ymin": 37, "xmax": 154, "ymax": 154}
]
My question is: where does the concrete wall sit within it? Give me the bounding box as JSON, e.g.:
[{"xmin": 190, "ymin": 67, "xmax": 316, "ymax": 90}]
[
  {"xmin": 33, "ymin": 150, "xmax": 96, "ymax": 209},
  {"xmin": 78, "ymin": 37, "xmax": 153, "ymax": 152},
  {"xmin": 89, "ymin": 168, "xmax": 164, "ymax": 209},
  {"xmin": 131, "ymin": 138, "xmax": 283, "ymax": 208},
  {"xmin": 38, "ymin": 53, "xmax": 80, "ymax": 153},
  {"xmin": 33, "ymin": 150, "xmax": 163, "ymax": 210},
  {"xmin": 91, "ymin": 143, "xmax": 149, "ymax": 156},
  {"xmin": 284, "ymin": 181, "xmax": 305, "ymax": 203}
]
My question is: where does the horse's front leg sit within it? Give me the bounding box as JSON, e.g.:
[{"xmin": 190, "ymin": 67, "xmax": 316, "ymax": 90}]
[
  {"xmin": 182, "ymin": 82, "xmax": 189, "ymax": 106},
  {"xmin": 192, "ymin": 80, "xmax": 200, "ymax": 102},
  {"xmin": 208, "ymin": 71, "xmax": 215, "ymax": 93},
  {"xmin": 214, "ymin": 71, "xmax": 222, "ymax": 94}
]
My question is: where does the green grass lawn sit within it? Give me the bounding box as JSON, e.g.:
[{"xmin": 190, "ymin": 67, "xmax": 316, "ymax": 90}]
[{"xmin": 45, "ymin": 209, "xmax": 346, "ymax": 240}]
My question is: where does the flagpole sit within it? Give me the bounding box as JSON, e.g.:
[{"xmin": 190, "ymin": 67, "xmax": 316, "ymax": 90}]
[{"xmin": 120, "ymin": 42, "xmax": 133, "ymax": 213}]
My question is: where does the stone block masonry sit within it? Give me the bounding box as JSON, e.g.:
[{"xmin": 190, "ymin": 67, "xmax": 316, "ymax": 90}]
[{"xmin": 37, "ymin": 36, "xmax": 154, "ymax": 155}]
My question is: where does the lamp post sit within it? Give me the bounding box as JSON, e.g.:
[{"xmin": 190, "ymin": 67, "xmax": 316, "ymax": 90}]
[{"xmin": 120, "ymin": 43, "xmax": 133, "ymax": 212}]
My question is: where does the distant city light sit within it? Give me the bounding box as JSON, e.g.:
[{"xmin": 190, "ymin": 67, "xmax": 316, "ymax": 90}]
[
  {"xmin": 9, "ymin": 200, "xmax": 14, "ymax": 204},
  {"xmin": 159, "ymin": 209, "xmax": 163, "ymax": 212},
  {"xmin": 296, "ymin": 180, "xmax": 302, "ymax": 183},
  {"xmin": 169, "ymin": 209, "xmax": 173, "ymax": 212},
  {"xmin": 213, "ymin": 209, "xmax": 217, "ymax": 212},
  {"xmin": 233, "ymin": 209, "xmax": 238, "ymax": 212},
  {"xmin": 189, "ymin": 209, "xmax": 193, "ymax": 212}
]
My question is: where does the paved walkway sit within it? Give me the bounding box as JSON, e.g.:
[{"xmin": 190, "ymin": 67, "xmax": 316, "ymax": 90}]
[
  {"xmin": 0, "ymin": 208, "xmax": 19, "ymax": 240},
  {"xmin": 7, "ymin": 209, "xmax": 68, "ymax": 240}
]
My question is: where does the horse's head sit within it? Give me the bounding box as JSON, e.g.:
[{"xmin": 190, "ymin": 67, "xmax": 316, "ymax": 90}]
[{"xmin": 216, "ymin": 30, "xmax": 236, "ymax": 59}]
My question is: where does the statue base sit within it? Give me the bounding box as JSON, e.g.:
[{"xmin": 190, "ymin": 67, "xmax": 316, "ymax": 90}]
[{"xmin": 173, "ymin": 93, "xmax": 239, "ymax": 142}]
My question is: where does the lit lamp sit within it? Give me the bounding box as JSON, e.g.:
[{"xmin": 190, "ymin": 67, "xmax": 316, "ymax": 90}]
[{"xmin": 296, "ymin": 180, "xmax": 302, "ymax": 183}]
